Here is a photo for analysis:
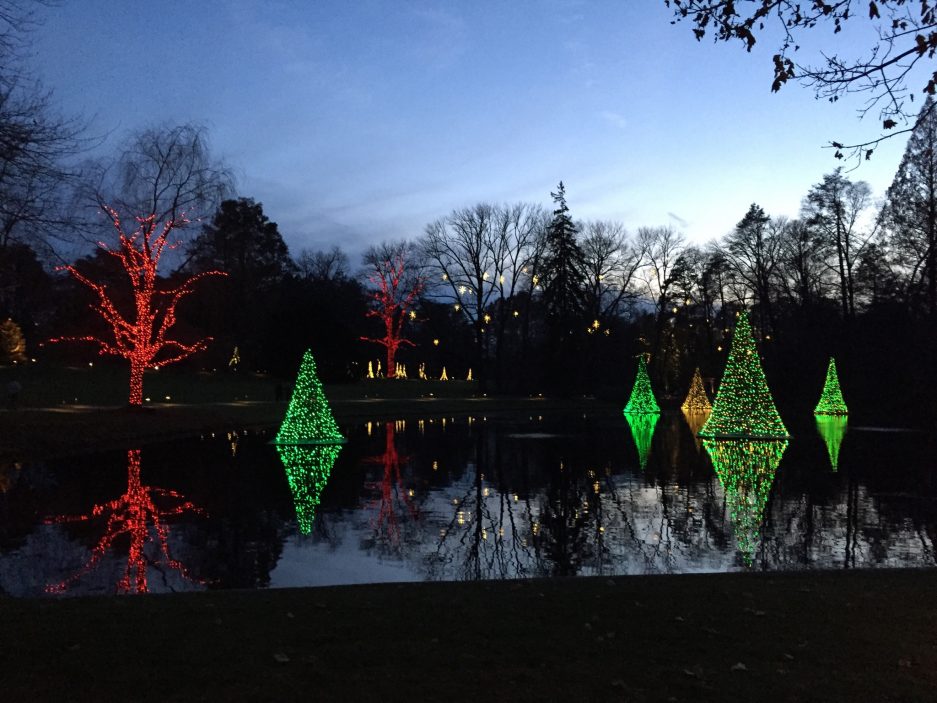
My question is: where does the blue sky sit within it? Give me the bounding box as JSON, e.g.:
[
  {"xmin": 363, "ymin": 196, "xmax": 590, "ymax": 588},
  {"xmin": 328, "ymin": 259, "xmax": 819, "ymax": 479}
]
[{"xmin": 33, "ymin": 0, "xmax": 912, "ymax": 260}]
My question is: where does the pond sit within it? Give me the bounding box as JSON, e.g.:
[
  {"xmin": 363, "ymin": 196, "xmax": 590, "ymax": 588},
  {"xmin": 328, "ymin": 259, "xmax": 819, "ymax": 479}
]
[{"xmin": 1, "ymin": 410, "xmax": 935, "ymax": 596}]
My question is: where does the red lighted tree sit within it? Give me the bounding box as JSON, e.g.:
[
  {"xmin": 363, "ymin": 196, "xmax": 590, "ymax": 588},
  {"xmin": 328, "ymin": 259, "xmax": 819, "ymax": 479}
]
[
  {"xmin": 360, "ymin": 242, "xmax": 424, "ymax": 379},
  {"xmin": 49, "ymin": 206, "xmax": 225, "ymax": 405},
  {"xmin": 46, "ymin": 449, "xmax": 204, "ymax": 594}
]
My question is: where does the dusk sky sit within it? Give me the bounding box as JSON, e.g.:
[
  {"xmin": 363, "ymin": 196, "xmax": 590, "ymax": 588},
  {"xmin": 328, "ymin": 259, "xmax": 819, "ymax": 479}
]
[{"xmin": 32, "ymin": 1, "xmax": 913, "ymax": 259}]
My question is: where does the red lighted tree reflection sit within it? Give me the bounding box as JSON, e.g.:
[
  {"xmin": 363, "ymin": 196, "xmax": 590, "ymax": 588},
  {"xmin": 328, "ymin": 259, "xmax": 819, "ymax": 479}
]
[
  {"xmin": 46, "ymin": 449, "xmax": 204, "ymax": 594},
  {"xmin": 364, "ymin": 423, "xmax": 419, "ymax": 548}
]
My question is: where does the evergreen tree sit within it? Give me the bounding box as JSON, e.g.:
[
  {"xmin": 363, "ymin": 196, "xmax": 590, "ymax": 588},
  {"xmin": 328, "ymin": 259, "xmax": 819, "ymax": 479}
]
[
  {"xmin": 624, "ymin": 355, "xmax": 660, "ymax": 414},
  {"xmin": 276, "ymin": 350, "xmax": 344, "ymax": 444},
  {"xmin": 814, "ymin": 357, "xmax": 848, "ymax": 415},
  {"xmin": 681, "ymin": 367, "xmax": 712, "ymax": 412},
  {"xmin": 700, "ymin": 311, "xmax": 788, "ymax": 438},
  {"xmin": 883, "ymin": 98, "xmax": 937, "ymax": 318},
  {"xmin": 541, "ymin": 182, "xmax": 587, "ymax": 326},
  {"xmin": 0, "ymin": 318, "xmax": 26, "ymax": 363}
]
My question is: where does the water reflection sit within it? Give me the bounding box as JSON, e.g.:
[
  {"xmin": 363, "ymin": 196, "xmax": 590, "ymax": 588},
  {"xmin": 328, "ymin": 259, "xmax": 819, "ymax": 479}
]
[
  {"xmin": 703, "ymin": 439, "xmax": 788, "ymax": 565},
  {"xmin": 276, "ymin": 443, "xmax": 342, "ymax": 535},
  {"xmin": 816, "ymin": 416, "xmax": 848, "ymax": 471},
  {"xmin": 682, "ymin": 409, "xmax": 710, "ymax": 438},
  {"xmin": 45, "ymin": 449, "xmax": 204, "ymax": 594},
  {"xmin": 624, "ymin": 412, "xmax": 659, "ymax": 469},
  {"xmin": 362, "ymin": 423, "xmax": 419, "ymax": 553}
]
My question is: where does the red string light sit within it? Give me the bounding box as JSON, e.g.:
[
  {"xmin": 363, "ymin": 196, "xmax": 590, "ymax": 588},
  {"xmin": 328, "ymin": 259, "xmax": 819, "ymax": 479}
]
[
  {"xmin": 48, "ymin": 206, "xmax": 226, "ymax": 405},
  {"xmin": 360, "ymin": 254, "xmax": 424, "ymax": 379}
]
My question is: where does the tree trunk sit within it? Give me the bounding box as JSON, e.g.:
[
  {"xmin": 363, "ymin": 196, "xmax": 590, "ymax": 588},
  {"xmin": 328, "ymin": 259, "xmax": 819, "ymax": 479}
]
[{"xmin": 128, "ymin": 357, "xmax": 146, "ymax": 406}]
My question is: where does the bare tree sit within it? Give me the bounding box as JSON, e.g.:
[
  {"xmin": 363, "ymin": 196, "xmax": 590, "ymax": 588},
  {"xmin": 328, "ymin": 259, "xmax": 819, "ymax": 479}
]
[
  {"xmin": 580, "ymin": 219, "xmax": 642, "ymax": 322},
  {"xmin": 722, "ymin": 204, "xmax": 784, "ymax": 331},
  {"xmin": 775, "ymin": 217, "xmax": 829, "ymax": 309},
  {"xmin": 297, "ymin": 245, "xmax": 350, "ymax": 281}
]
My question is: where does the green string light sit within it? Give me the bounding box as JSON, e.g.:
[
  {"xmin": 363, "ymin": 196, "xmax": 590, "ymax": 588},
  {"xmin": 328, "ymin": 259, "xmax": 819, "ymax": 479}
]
[
  {"xmin": 815, "ymin": 416, "xmax": 847, "ymax": 471},
  {"xmin": 681, "ymin": 367, "xmax": 712, "ymax": 412},
  {"xmin": 275, "ymin": 349, "xmax": 345, "ymax": 444},
  {"xmin": 700, "ymin": 312, "xmax": 788, "ymax": 439},
  {"xmin": 704, "ymin": 438, "xmax": 788, "ymax": 565},
  {"xmin": 624, "ymin": 355, "xmax": 660, "ymax": 414},
  {"xmin": 814, "ymin": 357, "xmax": 848, "ymax": 415},
  {"xmin": 276, "ymin": 443, "xmax": 342, "ymax": 534},
  {"xmin": 625, "ymin": 411, "xmax": 659, "ymax": 469}
]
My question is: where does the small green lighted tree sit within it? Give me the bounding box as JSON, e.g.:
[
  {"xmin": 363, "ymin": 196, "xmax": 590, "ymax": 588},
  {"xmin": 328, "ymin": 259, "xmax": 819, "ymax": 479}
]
[
  {"xmin": 625, "ymin": 412, "xmax": 659, "ymax": 470},
  {"xmin": 700, "ymin": 312, "xmax": 788, "ymax": 438},
  {"xmin": 275, "ymin": 350, "xmax": 345, "ymax": 444},
  {"xmin": 624, "ymin": 355, "xmax": 660, "ymax": 414},
  {"xmin": 681, "ymin": 367, "xmax": 712, "ymax": 413},
  {"xmin": 276, "ymin": 443, "xmax": 342, "ymax": 534},
  {"xmin": 816, "ymin": 416, "xmax": 848, "ymax": 471},
  {"xmin": 704, "ymin": 438, "xmax": 788, "ymax": 565},
  {"xmin": 814, "ymin": 357, "xmax": 848, "ymax": 415}
]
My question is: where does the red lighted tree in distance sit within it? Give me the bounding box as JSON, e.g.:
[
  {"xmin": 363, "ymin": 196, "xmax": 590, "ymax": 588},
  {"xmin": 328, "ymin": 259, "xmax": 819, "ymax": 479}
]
[
  {"xmin": 360, "ymin": 242, "xmax": 424, "ymax": 379},
  {"xmin": 46, "ymin": 449, "xmax": 204, "ymax": 594},
  {"xmin": 49, "ymin": 206, "xmax": 225, "ymax": 405}
]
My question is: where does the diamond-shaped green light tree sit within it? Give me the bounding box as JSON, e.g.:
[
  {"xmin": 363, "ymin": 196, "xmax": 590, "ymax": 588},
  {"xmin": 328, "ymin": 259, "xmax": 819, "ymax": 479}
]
[
  {"xmin": 699, "ymin": 312, "xmax": 788, "ymax": 439},
  {"xmin": 704, "ymin": 438, "xmax": 787, "ymax": 565},
  {"xmin": 275, "ymin": 350, "xmax": 345, "ymax": 444},
  {"xmin": 624, "ymin": 355, "xmax": 660, "ymax": 414},
  {"xmin": 276, "ymin": 443, "xmax": 342, "ymax": 534},
  {"xmin": 625, "ymin": 412, "xmax": 659, "ymax": 470},
  {"xmin": 816, "ymin": 416, "xmax": 847, "ymax": 471},
  {"xmin": 814, "ymin": 357, "xmax": 848, "ymax": 415},
  {"xmin": 681, "ymin": 367, "xmax": 712, "ymax": 413}
]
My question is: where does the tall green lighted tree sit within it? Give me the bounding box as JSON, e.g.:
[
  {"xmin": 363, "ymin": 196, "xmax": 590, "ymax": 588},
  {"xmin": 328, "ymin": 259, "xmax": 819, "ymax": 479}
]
[
  {"xmin": 814, "ymin": 357, "xmax": 848, "ymax": 415},
  {"xmin": 704, "ymin": 439, "xmax": 787, "ymax": 565},
  {"xmin": 624, "ymin": 355, "xmax": 660, "ymax": 414},
  {"xmin": 816, "ymin": 416, "xmax": 848, "ymax": 471},
  {"xmin": 275, "ymin": 349, "xmax": 345, "ymax": 444},
  {"xmin": 625, "ymin": 412, "xmax": 659, "ymax": 470},
  {"xmin": 681, "ymin": 367, "xmax": 712, "ymax": 412},
  {"xmin": 276, "ymin": 443, "xmax": 342, "ymax": 534},
  {"xmin": 700, "ymin": 312, "xmax": 788, "ymax": 438}
]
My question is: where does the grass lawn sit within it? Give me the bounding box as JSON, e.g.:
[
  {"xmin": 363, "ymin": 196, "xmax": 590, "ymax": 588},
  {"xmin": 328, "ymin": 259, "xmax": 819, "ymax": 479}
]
[{"xmin": 1, "ymin": 569, "xmax": 935, "ymax": 702}]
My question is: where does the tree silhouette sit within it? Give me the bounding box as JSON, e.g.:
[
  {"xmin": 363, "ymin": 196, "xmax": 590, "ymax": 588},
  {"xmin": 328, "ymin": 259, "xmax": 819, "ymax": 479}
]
[{"xmin": 48, "ymin": 207, "xmax": 225, "ymax": 406}]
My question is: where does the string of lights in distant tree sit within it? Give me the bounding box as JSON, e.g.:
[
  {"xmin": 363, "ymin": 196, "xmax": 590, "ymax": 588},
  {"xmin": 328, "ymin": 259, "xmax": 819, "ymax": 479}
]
[
  {"xmin": 275, "ymin": 350, "xmax": 345, "ymax": 444},
  {"xmin": 360, "ymin": 253, "xmax": 424, "ymax": 379},
  {"xmin": 45, "ymin": 449, "xmax": 204, "ymax": 594},
  {"xmin": 814, "ymin": 357, "xmax": 849, "ymax": 415},
  {"xmin": 624, "ymin": 355, "xmax": 660, "ymax": 414},
  {"xmin": 700, "ymin": 312, "xmax": 788, "ymax": 439},
  {"xmin": 681, "ymin": 367, "xmax": 712, "ymax": 413},
  {"xmin": 47, "ymin": 207, "xmax": 225, "ymax": 406},
  {"xmin": 703, "ymin": 439, "xmax": 787, "ymax": 566}
]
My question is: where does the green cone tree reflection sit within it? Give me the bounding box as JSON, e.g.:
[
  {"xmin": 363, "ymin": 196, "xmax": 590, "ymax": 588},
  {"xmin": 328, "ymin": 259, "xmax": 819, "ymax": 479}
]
[
  {"xmin": 276, "ymin": 443, "xmax": 342, "ymax": 534},
  {"xmin": 625, "ymin": 411, "xmax": 659, "ymax": 469},
  {"xmin": 814, "ymin": 357, "xmax": 849, "ymax": 415},
  {"xmin": 703, "ymin": 438, "xmax": 788, "ymax": 565},
  {"xmin": 681, "ymin": 367, "xmax": 712, "ymax": 412},
  {"xmin": 624, "ymin": 355, "xmax": 660, "ymax": 414},
  {"xmin": 816, "ymin": 416, "xmax": 848, "ymax": 471},
  {"xmin": 276, "ymin": 349, "xmax": 344, "ymax": 443},
  {"xmin": 700, "ymin": 312, "xmax": 788, "ymax": 438}
]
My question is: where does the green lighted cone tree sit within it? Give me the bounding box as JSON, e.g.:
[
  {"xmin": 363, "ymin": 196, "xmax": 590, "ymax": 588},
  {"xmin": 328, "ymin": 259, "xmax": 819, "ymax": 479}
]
[
  {"xmin": 704, "ymin": 439, "xmax": 788, "ymax": 565},
  {"xmin": 624, "ymin": 355, "xmax": 660, "ymax": 414},
  {"xmin": 275, "ymin": 350, "xmax": 345, "ymax": 444},
  {"xmin": 816, "ymin": 416, "xmax": 848, "ymax": 471},
  {"xmin": 681, "ymin": 367, "xmax": 712, "ymax": 412},
  {"xmin": 276, "ymin": 443, "xmax": 342, "ymax": 534},
  {"xmin": 625, "ymin": 412, "xmax": 659, "ymax": 470},
  {"xmin": 700, "ymin": 312, "xmax": 788, "ymax": 439},
  {"xmin": 814, "ymin": 357, "xmax": 849, "ymax": 415}
]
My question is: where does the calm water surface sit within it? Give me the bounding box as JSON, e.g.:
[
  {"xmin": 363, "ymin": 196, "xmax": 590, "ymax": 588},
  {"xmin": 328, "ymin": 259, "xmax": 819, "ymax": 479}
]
[{"xmin": 1, "ymin": 411, "xmax": 935, "ymax": 596}]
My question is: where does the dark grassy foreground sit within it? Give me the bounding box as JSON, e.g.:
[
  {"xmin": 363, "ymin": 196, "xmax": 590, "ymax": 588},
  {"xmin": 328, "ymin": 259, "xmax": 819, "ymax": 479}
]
[{"xmin": 1, "ymin": 569, "xmax": 935, "ymax": 702}]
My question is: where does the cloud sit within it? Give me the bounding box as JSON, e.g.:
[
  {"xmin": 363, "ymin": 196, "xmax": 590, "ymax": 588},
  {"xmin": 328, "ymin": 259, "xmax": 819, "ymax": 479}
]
[{"xmin": 599, "ymin": 110, "xmax": 628, "ymax": 130}]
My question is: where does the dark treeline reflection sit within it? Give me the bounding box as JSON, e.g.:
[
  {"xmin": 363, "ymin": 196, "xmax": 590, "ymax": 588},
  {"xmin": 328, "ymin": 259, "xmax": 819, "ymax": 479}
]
[{"xmin": 0, "ymin": 415, "xmax": 935, "ymax": 595}]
